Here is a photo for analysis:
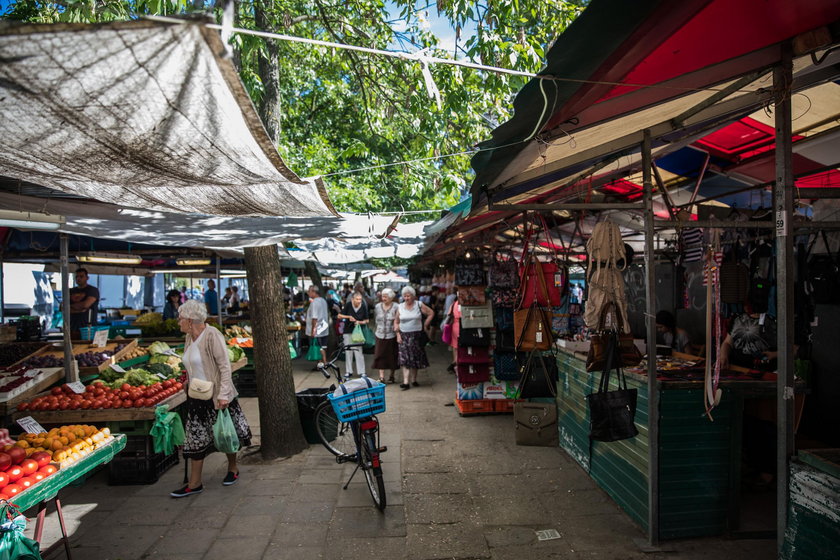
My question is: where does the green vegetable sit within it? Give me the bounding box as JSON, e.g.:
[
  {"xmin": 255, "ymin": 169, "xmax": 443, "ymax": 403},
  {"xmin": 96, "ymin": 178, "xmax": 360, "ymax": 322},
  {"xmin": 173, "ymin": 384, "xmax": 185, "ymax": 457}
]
[
  {"xmin": 146, "ymin": 363, "xmax": 175, "ymax": 378},
  {"xmin": 228, "ymin": 346, "xmax": 244, "ymax": 363},
  {"xmin": 147, "ymin": 341, "xmax": 172, "ymax": 355}
]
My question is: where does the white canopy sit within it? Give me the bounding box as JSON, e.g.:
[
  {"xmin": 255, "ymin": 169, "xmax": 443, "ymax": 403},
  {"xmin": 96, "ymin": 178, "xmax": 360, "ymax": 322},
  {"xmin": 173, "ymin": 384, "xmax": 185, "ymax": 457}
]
[{"xmin": 0, "ymin": 19, "xmax": 334, "ymax": 217}]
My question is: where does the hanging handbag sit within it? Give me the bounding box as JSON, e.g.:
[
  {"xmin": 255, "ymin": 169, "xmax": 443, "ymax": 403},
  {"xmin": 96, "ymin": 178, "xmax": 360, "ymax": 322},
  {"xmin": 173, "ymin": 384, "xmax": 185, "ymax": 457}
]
[
  {"xmin": 491, "ymin": 287, "xmax": 518, "ymax": 308},
  {"xmin": 459, "ymin": 303, "xmax": 493, "ymax": 328},
  {"xmin": 455, "ymin": 259, "xmax": 485, "ymax": 286},
  {"xmin": 516, "ymin": 350, "xmax": 558, "ymax": 399},
  {"xmin": 514, "ymin": 401, "xmax": 559, "ymax": 447},
  {"xmin": 188, "ymin": 377, "xmax": 215, "ymax": 400},
  {"xmin": 458, "ymin": 325, "xmax": 492, "ymax": 347},
  {"xmin": 441, "ymin": 323, "xmax": 453, "ymax": 345},
  {"xmin": 586, "ymin": 332, "xmax": 639, "ymax": 442},
  {"xmin": 495, "ymin": 329, "xmax": 516, "ymax": 352},
  {"xmin": 514, "ymin": 305, "xmax": 553, "ymax": 351},
  {"xmin": 493, "ymin": 351, "xmax": 523, "ymax": 381},
  {"xmin": 457, "ymin": 286, "xmax": 487, "ymax": 306},
  {"xmin": 494, "ymin": 307, "xmax": 514, "ymax": 331},
  {"xmin": 489, "ymin": 253, "xmax": 518, "ymax": 289},
  {"xmin": 517, "ymin": 214, "xmax": 567, "ymax": 308},
  {"xmin": 456, "ymin": 363, "xmax": 491, "ymax": 384},
  {"xmin": 456, "ymin": 346, "xmax": 490, "ymax": 364},
  {"xmin": 807, "ymin": 231, "xmax": 840, "ymax": 304},
  {"xmin": 586, "ymin": 302, "xmax": 641, "ymax": 371}
]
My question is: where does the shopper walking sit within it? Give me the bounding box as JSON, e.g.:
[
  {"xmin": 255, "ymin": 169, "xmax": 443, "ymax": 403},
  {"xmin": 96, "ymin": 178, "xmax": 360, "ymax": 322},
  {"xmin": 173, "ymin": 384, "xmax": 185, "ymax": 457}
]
[
  {"xmin": 394, "ymin": 286, "xmax": 434, "ymax": 390},
  {"xmin": 337, "ymin": 292, "xmax": 369, "ymax": 376},
  {"xmin": 372, "ymin": 288, "xmax": 399, "ymax": 383},
  {"xmin": 171, "ymin": 300, "xmax": 251, "ymax": 498},
  {"xmin": 305, "ymin": 286, "xmax": 330, "ymax": 364}
]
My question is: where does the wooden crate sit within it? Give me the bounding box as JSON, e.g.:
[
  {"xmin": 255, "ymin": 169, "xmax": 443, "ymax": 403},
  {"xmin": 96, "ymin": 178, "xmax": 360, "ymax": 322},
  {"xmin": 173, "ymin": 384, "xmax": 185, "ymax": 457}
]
[
  {"xmin": 0, "ymin": 325, "xmax": 17, "ymax": 344},
  {"xmin": 0, "ymin": 367, "xmax": 64, "ymax": 416},
  {"xmin": 12, "ymin": 389, "xmax": 186, "ymax": 423},
  {"xmin": 10, "ymin": 339, "xmax": 138, "ymax": 374}
]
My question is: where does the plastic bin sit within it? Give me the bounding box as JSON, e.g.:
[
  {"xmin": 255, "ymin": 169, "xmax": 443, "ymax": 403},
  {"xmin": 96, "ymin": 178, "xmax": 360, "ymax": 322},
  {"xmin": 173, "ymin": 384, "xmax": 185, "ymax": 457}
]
[
  {"xmin": 108, "ymin": 434, "xmax": 179, "ymax": 485},
  {"xmin": 234, "ymin": 367, "xmax": 258, "ymax": 398},
  {"xmin": 297, "ymin": 388, "xmax": 335, "ymax": 444},
  {"xmin": 80, "ymin": 325, "xmax": 109, "ymax": 341}
]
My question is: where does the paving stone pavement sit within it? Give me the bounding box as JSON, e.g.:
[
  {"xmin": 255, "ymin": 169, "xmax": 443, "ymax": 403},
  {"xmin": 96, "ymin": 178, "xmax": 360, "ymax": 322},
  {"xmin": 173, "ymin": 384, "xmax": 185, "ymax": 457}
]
[{"xmin": 23, "ymin": 344, "xmax": 776, "ymax": 559}]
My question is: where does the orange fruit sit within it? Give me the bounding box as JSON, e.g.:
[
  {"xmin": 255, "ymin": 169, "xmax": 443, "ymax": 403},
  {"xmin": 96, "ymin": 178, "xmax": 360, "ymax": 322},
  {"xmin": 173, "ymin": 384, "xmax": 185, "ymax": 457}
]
[
  {"xmin": 15, "ymin": 441, "xmax": 29, "ymax": 449},
  {"xmin": 50, "ymin": 440, "xmax": 63, "ymax": 451}
]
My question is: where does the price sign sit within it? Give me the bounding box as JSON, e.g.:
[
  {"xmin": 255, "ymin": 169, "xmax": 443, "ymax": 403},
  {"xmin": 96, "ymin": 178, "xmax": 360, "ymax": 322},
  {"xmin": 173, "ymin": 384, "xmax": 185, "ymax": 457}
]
[
  {"xmin": 164, "ymin": 349, "xmax": 180, "ymax": 357},
  {"xmin": 92, "ymin": 329, "xmax": 109, "ymax": 348},
  {"xmin": 776, "ymin": 209, "xmax": 788, "ymax": 237},
  {"xmin": 110, "ymin": 363, "xmax": 126, "ymax": 374},
  {"xmin": 66, "ymin": 381, "xmax": 86, "ymax": 394},
  {"xmin": 17, "ymin": 416, "xmax": 46, "ymax": 434},
  {"xmin": 155, "ymin": 373, "xmax": 167, "ymax": 380},
  {"xmin": 23, "ymin": 369, "xmax": 41, "ymax": 379}
]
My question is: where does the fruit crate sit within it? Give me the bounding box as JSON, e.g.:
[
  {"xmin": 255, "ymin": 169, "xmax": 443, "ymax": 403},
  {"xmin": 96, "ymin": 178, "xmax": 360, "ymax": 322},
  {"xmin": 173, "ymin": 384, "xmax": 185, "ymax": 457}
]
[
  {"xmin": 108, "ymin": 434, "xmax": 179, "ymax": 485},
  {"xmin": 455, "ymin": 398, "xmax": 496, "ymax": 416}
]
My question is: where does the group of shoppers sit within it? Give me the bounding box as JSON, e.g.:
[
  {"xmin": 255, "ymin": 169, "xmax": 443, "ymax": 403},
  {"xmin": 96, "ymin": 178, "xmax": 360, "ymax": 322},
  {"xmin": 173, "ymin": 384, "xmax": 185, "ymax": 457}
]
[{"xmin": 305, "ymin": 284, "xmax": 435, "ymax": 390}]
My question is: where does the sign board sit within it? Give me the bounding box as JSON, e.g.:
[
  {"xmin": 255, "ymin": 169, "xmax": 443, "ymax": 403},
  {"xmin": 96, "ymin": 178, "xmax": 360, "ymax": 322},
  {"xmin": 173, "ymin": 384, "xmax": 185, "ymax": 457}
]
[
  {"xmin": 110, "ymin": 363, "xmax": 126, "ymax": 374},
  {"xmin": 92, "ymin": 329, "xmax": 109, "ymax": 348},
  {"xmin": 23, "ymin": 369, "xmax": 41, "ymax": 379},
  {"xmin": 66, "ymin": 381, "xmax": 86, "ymax": 394},
  {"xmin": 17, "ymin": 416, "xmax": 46, "ymax": 434}
]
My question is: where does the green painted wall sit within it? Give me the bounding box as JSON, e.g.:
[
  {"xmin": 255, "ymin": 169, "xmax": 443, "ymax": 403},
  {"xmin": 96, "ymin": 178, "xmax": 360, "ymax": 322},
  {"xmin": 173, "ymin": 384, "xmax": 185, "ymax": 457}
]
[
  {"xmin": 782, "ymin": 460, "xmax": 840, "ymax": 560},
  {"xmin": 556, "ymin": 352, "xmax": 736, "ymax": 539}
]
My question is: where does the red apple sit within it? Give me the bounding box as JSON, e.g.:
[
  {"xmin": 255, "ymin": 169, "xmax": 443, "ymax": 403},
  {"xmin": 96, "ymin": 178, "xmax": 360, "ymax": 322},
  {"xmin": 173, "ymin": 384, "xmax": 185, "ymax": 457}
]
[
  {"xmin": 7, "ymin": 447, "xmax": 26, "ymax": 465},
  {"xmin": 31, "ymin": 452, "xmax": 51, "ymax": 469}
]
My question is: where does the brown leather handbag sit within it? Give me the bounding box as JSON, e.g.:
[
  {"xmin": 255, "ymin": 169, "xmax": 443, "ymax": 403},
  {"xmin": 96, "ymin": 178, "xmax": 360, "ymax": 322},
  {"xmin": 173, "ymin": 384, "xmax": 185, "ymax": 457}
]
[
  {"xmin": 514, "ymin": 252, "xmax": 554, "ymax": 351},
  {"xmin": 586, "ymin": 302, "xmax": 642, "ymax": 371}
]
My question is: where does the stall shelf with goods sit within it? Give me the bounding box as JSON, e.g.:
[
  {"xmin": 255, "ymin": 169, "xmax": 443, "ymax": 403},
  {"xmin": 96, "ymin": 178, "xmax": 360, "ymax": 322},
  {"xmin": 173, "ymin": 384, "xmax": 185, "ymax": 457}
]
[{"xmin": 556, "ymin": 346, "xmax": 806, "ymax": 539}]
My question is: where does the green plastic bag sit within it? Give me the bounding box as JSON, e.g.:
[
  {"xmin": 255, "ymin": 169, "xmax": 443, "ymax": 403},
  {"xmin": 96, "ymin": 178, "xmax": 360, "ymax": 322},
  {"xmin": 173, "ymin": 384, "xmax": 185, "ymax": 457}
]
[
  {"xmin": 286, "ymin": 271, "xmax": 298, "ymax": 287},
  {"xmin": 362, "ymin": 325, "xmax": 376, "ymax": 348},
  {"xmin": 306, "ymin": 340, "xmax": 321, "ymax": 361},
  {"xmin": 288, "ymin": 341, "xmax": 298, "ymax": 360},
  {"xmin": 150, "ymin": 405, "xmax": 185, "ymax": 456},
  {"xmin": 351, "ymin": 324, "xmax": 366, "ymax": 343},
  {"xmin": 0, "ymin": 503, "xmax": 42, "ymax": 560},
  {"xmin": 213, "ymin": 408, "xmax": 240, "ymax": 454}
]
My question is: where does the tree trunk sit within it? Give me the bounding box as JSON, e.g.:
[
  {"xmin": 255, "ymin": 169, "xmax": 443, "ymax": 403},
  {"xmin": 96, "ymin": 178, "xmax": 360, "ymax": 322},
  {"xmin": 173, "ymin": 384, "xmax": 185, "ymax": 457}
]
[
  {"xmin": 244, "ymin": 244, "xmax": 307, "ymax": 459},
  {"xmin": 254, "ymin": 1, "xmax": 282, "ymax": 143}
]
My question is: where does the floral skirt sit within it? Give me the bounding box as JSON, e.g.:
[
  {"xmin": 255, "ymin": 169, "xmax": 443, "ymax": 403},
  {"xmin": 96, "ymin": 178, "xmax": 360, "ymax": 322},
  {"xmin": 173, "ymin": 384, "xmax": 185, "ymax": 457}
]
[
  {"xmin": 183, "ymin": 397, "xmax": 252, "ymax": 460},
  {"xmin": 398, "ymin": 331, "xmax": 429, "ymax": 369}
]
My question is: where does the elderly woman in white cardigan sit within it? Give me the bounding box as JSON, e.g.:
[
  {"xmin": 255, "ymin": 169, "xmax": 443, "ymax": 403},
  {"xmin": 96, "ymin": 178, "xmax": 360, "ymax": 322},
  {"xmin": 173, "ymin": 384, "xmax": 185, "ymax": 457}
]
[{"xmin": 170, "ymin": 300, "xmax": 251, "ymax": 498}]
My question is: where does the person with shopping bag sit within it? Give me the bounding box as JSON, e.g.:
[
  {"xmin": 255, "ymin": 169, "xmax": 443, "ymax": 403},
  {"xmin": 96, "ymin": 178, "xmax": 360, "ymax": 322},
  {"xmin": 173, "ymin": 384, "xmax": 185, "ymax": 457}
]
[
  {"xmin": 170, "ymin": 300, "xmax": 252, "ymax": 498},
  {"xmin": 337, "ymin": 292, "xmax": 370, "ymax": 377}
]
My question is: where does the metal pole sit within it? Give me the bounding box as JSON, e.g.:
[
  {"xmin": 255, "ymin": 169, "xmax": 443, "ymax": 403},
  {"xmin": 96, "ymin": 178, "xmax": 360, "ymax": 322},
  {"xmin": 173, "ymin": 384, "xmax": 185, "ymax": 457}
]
[
  {"xmin": 0, "ymin": 253, "xmax": 4, "ymax": 324},
  {"xmin": 216, "ymin": 256, "xmax": 223, "ymax": 326},
  {"xmin": 60, "ymin": 234, "xmax": 76, "ymax": 383},
  {"xmin": 774, "ymin": 49, "xmax": 795, "ymax": 554},
  {"xmin": 643, "ymin": 130, "xmax": 660, "ymax": 545},
  {"xmin": 488, "ymin": 202, "xmax": 645, "ymax": 211}
]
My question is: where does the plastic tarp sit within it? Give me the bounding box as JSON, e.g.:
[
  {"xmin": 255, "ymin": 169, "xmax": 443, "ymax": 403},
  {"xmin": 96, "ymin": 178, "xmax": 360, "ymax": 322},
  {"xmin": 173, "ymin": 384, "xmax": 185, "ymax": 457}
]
[
  {"xmin": 0, "ymin": 19, "xmax": 335, "ymax": 217},
  {"xmin": 0, "ymin": 192, "xmax": 431, "ymax": 264}
]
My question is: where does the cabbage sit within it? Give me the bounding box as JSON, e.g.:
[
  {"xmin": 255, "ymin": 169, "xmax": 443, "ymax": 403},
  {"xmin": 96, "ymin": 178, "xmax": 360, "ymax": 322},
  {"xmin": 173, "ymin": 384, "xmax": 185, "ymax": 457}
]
[
  {"xmin": 228, "ymin": 346, "xmax": 244, "ymax": 363},
  {"xmin": 147, "ymin": 341, "xmax": 172, "ymax": 355},
  {"xmin": 149, "ymin": 354, "xmax": 171, "ymax": 365}
]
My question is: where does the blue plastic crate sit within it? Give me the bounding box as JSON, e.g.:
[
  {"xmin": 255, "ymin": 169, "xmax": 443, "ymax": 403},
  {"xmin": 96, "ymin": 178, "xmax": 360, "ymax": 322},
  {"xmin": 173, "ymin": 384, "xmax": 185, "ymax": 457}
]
[
  {"xmin": 327, "ymin": 384, "xmax": 386, "ymax": 422},
  {"xmin": 80, "ymin": 326, "xmax": 110, "ymax": 340}
]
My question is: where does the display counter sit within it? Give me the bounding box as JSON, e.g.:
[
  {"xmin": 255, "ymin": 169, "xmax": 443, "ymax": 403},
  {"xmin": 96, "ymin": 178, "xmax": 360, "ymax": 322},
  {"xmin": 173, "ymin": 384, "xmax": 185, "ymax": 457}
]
[{"xmin": 555, "ymin": 346, "xmax": 797, "ymax": 539}]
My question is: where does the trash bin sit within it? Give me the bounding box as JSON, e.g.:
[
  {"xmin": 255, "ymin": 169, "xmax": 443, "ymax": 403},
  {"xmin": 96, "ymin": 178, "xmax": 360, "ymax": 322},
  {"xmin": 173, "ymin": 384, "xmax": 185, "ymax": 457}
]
[{"xmin": 296, "ymin": 388, "xmax": 335, "ymax": 444}]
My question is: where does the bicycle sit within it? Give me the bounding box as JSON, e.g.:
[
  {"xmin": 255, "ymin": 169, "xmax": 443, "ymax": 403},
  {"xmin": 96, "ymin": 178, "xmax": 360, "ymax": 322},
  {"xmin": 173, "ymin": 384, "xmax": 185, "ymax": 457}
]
[{"xmin": 313, "ymin": 341, "xmax": 388, "ymax": 511}]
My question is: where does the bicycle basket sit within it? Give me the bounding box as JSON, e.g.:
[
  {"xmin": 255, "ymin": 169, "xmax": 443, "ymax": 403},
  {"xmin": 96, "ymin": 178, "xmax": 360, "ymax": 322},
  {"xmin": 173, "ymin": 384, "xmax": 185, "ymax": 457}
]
[{"xmin": 327, "ymin": 384, "xmax": 386, "ymax": 422}]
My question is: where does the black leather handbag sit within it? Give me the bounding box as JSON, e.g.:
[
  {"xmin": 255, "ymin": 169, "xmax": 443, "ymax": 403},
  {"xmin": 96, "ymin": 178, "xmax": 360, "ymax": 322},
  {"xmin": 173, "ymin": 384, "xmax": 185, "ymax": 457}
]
[
  {"xmin": 586, "ymin": 332, "xmax": 639, "ymax": 442},
  {"xmin": 459, "ymin": 326, "xmax": 492, "ymax": 347},
  {"xmin": 516, "ymin": 350, "xmax": 558, "ymax": 399}
]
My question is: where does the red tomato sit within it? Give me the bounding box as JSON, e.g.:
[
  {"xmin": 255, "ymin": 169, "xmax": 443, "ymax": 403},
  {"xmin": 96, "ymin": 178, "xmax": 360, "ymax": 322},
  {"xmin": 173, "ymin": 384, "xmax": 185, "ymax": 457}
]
[
  {"xmin": 32, "ymin": 472, "xmax": 45, "ymax": 482},
  {"xmin": 18, "ymin": 476, "xmax": 35, "ymax": 489},
  {"xmin": 121, "ymin": 383, "xmax": 132, "ymax": 391},
  {"xmin": 7, "ymin": 466, "xmax": 23, "ymax": 482},
  {"xmin": 85, "ymin": 384, "xmax": 97, "ymax": 393},
  {"xmin": 102, "ymin": 401, "xmax": 112, "ymax": 409},
  {"xmin": 8, "ymin": 448, "xmax": 26, "ymax": 466},
  {"xmin": 122, "ymin": 400, "xmax": 133, "ymax": 408},
  {"xmin": 0, "ymin": 493, "xmax": 8, "ymax": 501},
  {"xmin": 4, "ymin": 484, "xmax": 22, "ymax": 496},
  {"xmin": 16, "ymin": 403, "xmax": 29, "ymax": 411},
  {"xmin": 93, "ymin": 388, "xmax": 105, "ymax": 397},
  {"xmin": 31, "ymin": 452, "xmax": 51, "ymax": 469},
  {"xmin": 50, "ymin": 387, "xmax": 63, "ymax": 396},
  {"xmin": 20, "ymin": 459, "xmax": 38, "ymax": 476},
  {"xmin": 61, "ymin": 383, "xmax": 75, "ymax": 395},
  {"xmin": 163, "ymin": 379, "xmax": 173, "ymax": 389},
  {"xmin": 39, "ymin": 465, "xmax": 57, "ymax": 476},
  {"xmin": 80, "ymin": 400, "xmax": 91, "ymax": 409},
  {"xmin": 113, "ymin": 400, "xmax": 123, "ymax": 408},
  {"xmin": 0, "ymin": 472, "xmax": 9, "ymax": 488}
]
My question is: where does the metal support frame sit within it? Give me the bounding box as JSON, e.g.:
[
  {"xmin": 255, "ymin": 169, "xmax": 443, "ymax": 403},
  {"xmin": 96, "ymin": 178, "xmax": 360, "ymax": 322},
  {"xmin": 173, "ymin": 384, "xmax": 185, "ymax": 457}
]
[
  {"xmin": 60, "ymin": 234, "xmax": 76, "ymax": 383},
  {"xmin": 643, "ymin": 130, "xmax": 660, "ymax": 545},
  {"xmin": 488, "ymin": 202, "xmax": 645, "ymax": 211},
  {"xmin": 774, "ymin": 50, "xmax": 795, "ymax": 554}
]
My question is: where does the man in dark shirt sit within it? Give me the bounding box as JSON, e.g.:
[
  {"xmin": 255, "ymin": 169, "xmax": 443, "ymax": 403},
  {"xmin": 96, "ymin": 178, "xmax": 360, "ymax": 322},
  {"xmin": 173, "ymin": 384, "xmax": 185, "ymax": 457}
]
[
  {"xmin": 204, "ymin": 279, "xmax": 219, "ymax": 316},
  {"xmin": 69, "ymin": 268, "xmax": 99, "ymax": 333}
]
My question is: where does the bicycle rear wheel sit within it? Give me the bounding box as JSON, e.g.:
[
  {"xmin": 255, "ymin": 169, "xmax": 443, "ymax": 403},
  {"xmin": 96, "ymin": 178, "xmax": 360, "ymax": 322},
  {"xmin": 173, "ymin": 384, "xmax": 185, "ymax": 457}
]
[
  {"xmin": 361, "ymin": 432, "xmax": 386, "ymax": 511},
  {"xmin": 314, "ymin": 400, "xmax": 356, "ymax": 457}
]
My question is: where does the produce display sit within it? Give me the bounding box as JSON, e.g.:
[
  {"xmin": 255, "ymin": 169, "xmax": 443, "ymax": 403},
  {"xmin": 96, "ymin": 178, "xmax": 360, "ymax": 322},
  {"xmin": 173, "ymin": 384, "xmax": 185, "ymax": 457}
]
[
  {"xmin": 225, "ymin": 325, "xmax": 251, "ymax": 338},
  {"xmin": 16, "ymin": 380, "xmax": 183, "ymax": 412},
  {"xmin": 0, "ymin": 429, "xmax": 14, "ymax": 447},
  {"xmin": 0, "ymin": 365, "xmax": 38, "ymax": 394},
  {"xmin": 134, "ymin": 313, "xmax": 180, "ymax": 337},
  {"xmin": 19, "ymin": 343, "xmax": 128, "ymax": 369},
  {"xmin": 12, "ymin": 425, "xmax": 113, "ymax": 468},
  {"xmin": 0, "ymin": 427, "xmax": 71, "ymax": 500},
  {"xmin": 120, "ymin": 346, "xmax": 147, "ymax": 360},
  {"xmin": 0, "ymin": 343, "xmax": 49, "ymax": 368}
]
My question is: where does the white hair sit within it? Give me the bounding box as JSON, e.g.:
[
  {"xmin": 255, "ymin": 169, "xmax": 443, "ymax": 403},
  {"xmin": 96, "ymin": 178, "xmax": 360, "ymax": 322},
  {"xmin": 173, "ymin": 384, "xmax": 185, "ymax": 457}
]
[
  {"xmin": 401, "ymin": 286, "xmax": 416, "ymax": 297},
  {"xmin": 179, "ymin": 299, "xmax": 207, "ymax": 322},
  {"xmin": 381, "ymin": 288, "xmax": 396, "ymax": 300}
]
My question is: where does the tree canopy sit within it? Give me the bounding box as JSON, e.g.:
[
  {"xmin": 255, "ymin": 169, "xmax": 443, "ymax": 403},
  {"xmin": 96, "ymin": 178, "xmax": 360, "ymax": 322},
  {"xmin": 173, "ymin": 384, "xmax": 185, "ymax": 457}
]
[{"xmin": 3, "ymin": 0, "xmax": 586, "ymax": 216}]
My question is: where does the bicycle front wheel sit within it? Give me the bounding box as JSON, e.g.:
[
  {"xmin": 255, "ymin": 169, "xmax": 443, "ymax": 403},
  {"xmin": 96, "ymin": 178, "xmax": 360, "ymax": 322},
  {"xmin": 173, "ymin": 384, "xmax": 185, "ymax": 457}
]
[
  {"xmin": 361, "ymin": 431, "xmax": 387, "ymax": 511},
  {"xmin": 314, "ymin": 401, "xmax": 356, "ymax": 457}
]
